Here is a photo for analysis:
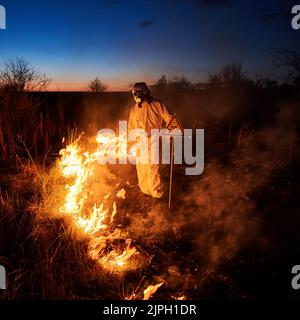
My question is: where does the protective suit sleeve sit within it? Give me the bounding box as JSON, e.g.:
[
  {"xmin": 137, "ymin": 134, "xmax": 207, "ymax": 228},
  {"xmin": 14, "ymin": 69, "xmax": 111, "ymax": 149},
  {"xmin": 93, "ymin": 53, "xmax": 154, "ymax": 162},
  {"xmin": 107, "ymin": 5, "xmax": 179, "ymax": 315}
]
[{"xmin": 160, "ymin": 102, "xmax": 173, "ymax": 125}]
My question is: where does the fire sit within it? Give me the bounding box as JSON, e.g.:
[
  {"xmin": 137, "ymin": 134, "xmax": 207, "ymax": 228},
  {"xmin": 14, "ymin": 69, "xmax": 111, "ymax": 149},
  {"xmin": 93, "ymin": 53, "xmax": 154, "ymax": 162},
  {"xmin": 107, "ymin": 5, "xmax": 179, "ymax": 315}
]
[
  {"xmin": 143, "ymin": 282, "xmax": 165, "ymax": 300},
  {"xmin": 96, "ymin": 132, "xmax": 136, "ymax": 162},
  {"xmin": 172, "ymin": 293, "xmax": 187, "ymax": 300},
  {"xmin": 100, "ymin": 244, "xmax": 138, "ymax": 272},
  {"xmin": 57, "ymin": 133, "xmax": 139, "ymax": 273},
  {"xmin": 53, "ymin": 132, "xmax": 167, "ymax": 299},
  {"xmin": 76, "ymin": 203, "xmax": 109, "ymax": 234},
  {"xmin": 116, "ymin": 188, "xmax": 126, "ymax": 199}
]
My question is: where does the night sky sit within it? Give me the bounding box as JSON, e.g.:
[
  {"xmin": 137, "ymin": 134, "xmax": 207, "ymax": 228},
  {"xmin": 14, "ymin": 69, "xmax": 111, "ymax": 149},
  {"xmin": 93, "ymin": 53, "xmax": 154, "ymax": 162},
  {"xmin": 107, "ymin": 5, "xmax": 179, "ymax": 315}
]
[{"xmin": 0, "ymin": 0, "xmax": 299, "ymax": 90}]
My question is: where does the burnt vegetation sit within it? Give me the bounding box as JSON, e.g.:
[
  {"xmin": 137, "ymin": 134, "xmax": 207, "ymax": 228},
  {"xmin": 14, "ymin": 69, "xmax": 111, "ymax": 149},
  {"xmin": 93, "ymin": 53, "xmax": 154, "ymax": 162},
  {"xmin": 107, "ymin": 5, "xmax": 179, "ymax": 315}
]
[{"xmin": 0, "ymin": 55, "xmax": 300, "ymax": 300}]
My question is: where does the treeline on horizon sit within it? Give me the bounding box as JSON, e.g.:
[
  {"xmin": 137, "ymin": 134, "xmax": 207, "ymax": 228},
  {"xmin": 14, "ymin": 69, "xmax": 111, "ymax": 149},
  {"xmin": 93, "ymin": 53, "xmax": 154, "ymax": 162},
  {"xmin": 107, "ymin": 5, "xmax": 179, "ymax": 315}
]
[
  {"xmin": 0, "ymin": 50, "xmax": 299, "ymax": 164},
  {"xmin": 0, "ymin": 49, "xmax": 300, "ymax": 93}
]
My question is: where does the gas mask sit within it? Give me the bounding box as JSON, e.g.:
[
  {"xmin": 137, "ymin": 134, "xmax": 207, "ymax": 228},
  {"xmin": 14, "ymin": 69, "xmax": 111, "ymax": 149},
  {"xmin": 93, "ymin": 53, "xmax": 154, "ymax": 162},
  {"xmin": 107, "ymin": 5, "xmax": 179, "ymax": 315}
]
[{"xmin": 132, "ymin": 90, "xmax": 144, "ymax": 105}]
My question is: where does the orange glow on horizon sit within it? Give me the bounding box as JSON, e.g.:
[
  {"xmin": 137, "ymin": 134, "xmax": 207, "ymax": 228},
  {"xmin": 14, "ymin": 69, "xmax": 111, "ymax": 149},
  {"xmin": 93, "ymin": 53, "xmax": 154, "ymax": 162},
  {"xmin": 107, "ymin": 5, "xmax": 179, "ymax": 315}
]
[
  {"xmin": 48, "ymin": 77, "xmax": 157, "ymax": 92},
  {"xmin": 48, "ymin": 81, "xmax": 128, "ymax": 92}
]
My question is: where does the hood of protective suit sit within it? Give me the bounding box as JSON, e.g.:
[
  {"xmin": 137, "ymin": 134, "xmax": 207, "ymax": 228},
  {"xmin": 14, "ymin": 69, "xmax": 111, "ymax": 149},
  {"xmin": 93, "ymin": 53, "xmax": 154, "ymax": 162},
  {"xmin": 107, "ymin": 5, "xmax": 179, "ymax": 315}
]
[{"xmin": 132, "ymin": 82, "xmax": 151, "ymax": 96}]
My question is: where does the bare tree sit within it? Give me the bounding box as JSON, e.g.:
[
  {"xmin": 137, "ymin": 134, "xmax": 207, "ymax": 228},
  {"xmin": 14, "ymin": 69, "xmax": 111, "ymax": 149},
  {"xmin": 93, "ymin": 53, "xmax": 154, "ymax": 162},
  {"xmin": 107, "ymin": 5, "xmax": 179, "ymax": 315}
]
[
  {"xmin": 209, "ymin": 61, "xmax": 248, "ymax": 86},
  {"xmin": 208, "ymin": 73, "xmax": 223, "ymax": 86},
  {"xmin": 0, "ymin": 57, "xmax": 51, "ymax": 92},
  {"xmin": 168, "ymin": 76, "xmax": 192, "ymax": 91},
  {"xmin": 156, "ymin": 75, "xmax": 167, "ymax": 87},
  {"xmin": 222, "ymin": 61, "xmax": 246, "ymax": 85},
  {"xmin": 271, "ymin": 49, "xmax": 300, "ymax": 82},
  {"xmin": 88, "ymin": 77, "xmax": 107, "ymax": 92},
  {"xmin": 152, "ymin": 75, "xmax": 168, "ymax": 92}
]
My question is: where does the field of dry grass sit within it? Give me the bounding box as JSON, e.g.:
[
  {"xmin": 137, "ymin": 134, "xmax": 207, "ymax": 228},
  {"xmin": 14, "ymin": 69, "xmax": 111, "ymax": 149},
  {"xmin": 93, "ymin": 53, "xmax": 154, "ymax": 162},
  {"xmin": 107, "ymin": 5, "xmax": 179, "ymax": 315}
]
[{"xmin": 1, "ymin": 85, "xmax": 300, "ymax": 300}]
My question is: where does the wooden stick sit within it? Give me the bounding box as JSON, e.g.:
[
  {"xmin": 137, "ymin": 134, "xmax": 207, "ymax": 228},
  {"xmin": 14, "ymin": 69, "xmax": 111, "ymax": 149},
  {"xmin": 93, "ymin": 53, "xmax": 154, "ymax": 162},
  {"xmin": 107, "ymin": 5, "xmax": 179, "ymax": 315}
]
[{"xmin": 168, "ymin": 137, "xmax": 174, "ymax": 209}]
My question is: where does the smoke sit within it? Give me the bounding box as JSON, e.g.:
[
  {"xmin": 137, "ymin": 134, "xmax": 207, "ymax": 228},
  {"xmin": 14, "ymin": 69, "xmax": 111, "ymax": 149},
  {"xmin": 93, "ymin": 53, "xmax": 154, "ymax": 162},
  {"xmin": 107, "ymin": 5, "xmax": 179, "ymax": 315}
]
[
  {"xmin": 63, "ymin": 89, "xmax": 299, "ymax": 296},
  {"xmin": 80, "ymin": 93, "xmax": 132, "ymax": 135},
  {"xmin": 123, "ymin": 102, "xmax": 299, "ymax": 294}
]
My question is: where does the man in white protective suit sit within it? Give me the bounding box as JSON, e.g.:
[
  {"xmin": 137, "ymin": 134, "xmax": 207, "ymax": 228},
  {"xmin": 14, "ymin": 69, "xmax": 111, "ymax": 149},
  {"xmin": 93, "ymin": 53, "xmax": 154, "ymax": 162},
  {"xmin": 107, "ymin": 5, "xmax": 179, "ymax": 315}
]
[{"xmin": 128, "ymin": 82, "xmax": 172, "ymax": 199}]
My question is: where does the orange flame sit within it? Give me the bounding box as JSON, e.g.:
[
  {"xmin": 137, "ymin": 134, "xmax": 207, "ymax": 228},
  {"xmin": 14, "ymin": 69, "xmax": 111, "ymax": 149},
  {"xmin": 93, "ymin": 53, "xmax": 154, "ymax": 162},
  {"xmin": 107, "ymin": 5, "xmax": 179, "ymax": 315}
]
[
  {"xmin": 57, "ymin": 133, "xmax": 139, "ymax": 273},
  {"xmin": 143, "ymin": 282, "xmax": 165, "ymax": 300},
  {"xmin": 172, "ymin": 293, "xmax": 187, "ymax": 300}
]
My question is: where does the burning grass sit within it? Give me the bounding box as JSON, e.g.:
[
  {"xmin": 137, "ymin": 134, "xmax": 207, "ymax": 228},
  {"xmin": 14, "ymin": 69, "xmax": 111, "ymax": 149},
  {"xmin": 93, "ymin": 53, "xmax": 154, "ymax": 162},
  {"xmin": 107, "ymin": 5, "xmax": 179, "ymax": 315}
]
[{"xmin": 1, "ymin": 132, "xmax": 170, "ymax": 299}]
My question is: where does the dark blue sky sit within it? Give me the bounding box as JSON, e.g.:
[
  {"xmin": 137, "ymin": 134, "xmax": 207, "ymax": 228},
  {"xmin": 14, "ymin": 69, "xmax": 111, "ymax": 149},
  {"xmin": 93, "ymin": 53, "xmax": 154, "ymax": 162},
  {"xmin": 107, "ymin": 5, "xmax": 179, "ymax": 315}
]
[{"xmin": 0, "ymin": 0, "xmax": 299, "ymax": 90}]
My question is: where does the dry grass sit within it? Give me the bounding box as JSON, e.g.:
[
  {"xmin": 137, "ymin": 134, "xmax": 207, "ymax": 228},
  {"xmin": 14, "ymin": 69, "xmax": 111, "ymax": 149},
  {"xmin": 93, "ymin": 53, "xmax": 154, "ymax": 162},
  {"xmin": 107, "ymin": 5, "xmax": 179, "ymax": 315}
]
[
  {"xmin": 0, "ymin": 90, "xmax": 64, "ymax": 163},
  {"xmin": 0, "ymin": 85, "xmax": 299, "ymax": 300}
]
